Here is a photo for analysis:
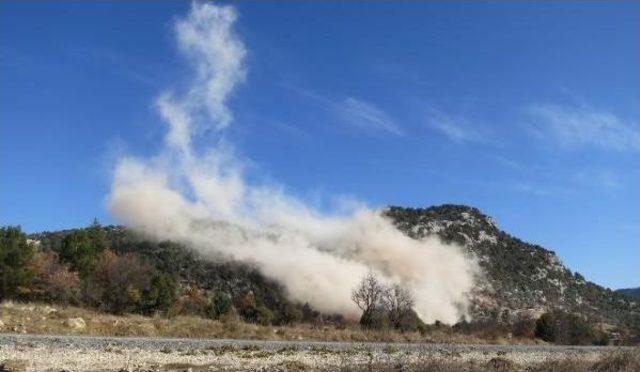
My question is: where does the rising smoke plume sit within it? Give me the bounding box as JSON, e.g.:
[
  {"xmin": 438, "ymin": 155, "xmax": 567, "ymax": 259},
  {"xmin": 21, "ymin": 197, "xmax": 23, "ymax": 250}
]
[{"xmin": 108, "ymin": 2, "xmax": 477, "ymax": 323}]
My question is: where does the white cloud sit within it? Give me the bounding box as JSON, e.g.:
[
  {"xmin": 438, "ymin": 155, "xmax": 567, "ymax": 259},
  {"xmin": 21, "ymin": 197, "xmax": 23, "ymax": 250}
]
[
  {"xmin": 512, "ymin": 181, "xmax": 574, "ymax": 197},
  {"xmin": 426, "ymin": 109, "xmax": 483, "ymax": 143},
  {"xmin": 493, "ymin": 156, "xmax": 523, "ymax": 171},
  {"xmin": 575, "ymin": 169, "xmax": 622, "ymax": 191},
  {"xmin": 281, "ymin": 85, "xmax": 402, "ymax": 137},
  {"xmin": 334, "ymin": 97, "xmax": 403, "ymax": 136},
  {"xmin": 527, "ymin": 103, "xmax": 640, "ymax": 152}
]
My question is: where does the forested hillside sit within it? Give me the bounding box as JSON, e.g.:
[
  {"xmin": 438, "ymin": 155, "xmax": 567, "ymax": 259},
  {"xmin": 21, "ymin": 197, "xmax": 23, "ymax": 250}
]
[{"xmin": 1, "ymin": 204, "xmax": 638, "ymax": 344}]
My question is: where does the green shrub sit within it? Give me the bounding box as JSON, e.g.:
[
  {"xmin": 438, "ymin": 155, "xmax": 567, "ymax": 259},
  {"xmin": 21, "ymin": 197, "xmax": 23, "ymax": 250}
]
[
  {"xmin": 360, "ymin": 307, "xmax": 390, "ymax": 330},
  {"xmin": 535, "ymin": 311, "xmax": 598, "ymax": 345},
  {"xmin": 139, "ymin": 272, "xmax": 176, "ymax": 315},
  {"xmin": 279, "ymin": 303, "xmax": 303, "ymax": 325},
  {"xmin": 58, "ymin": 222, "xmax": 107, "ymax": 277},
  {"xmin": 208, "ymin": 292, "xmax": 233, "ymax": 319},
  {"xmin": 535, "ymin": 312, "xmax": 556, "ymax": 342},
  {"xmin": 0, "ymin": 226, "xmax": 35, "ymax": 299}
]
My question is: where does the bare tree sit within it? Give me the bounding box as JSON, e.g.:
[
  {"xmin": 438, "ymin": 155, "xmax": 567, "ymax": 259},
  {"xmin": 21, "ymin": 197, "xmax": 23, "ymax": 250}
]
[
  {"xmin": 381, "ymin": 283, "xmax": 415, "ymax": 329},
  {"xmin": 351, "ymin": 272, "xmax": 385, "ymax": 327}
]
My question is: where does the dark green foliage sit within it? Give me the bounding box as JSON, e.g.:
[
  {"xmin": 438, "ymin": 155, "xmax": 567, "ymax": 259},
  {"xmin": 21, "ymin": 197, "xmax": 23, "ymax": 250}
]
[
  {"xmin": 359, "ymin": 307, "xmax": 390, "ymax": 330},
  {"xmin": 208, "ymin": 292, "xmax": 233, "ymax": 319},
  {"xmin": 453, "ymin": 318, "xmax": 511, "ymax": 340},
  {"xmin": 535, "ymin": 311, "xmax": 599, "ymax": 345},
  {"xmin": 59, "ymin": 230, "xmax": 93, "ymax": 274},
  {"xmin": 535, "ymin": 312, "xmax": 557, "ymax": 342},
  {"xmin": 241, "ymin": 302, "xmax": 274, "ymax": 325},
  {"xmin": 254, "ymin": 304, "xmax": 275, "ymax": 326},
  {"xmin": 395, "ymin": 309, "xmax": 425, "ymax": 332},
  {"xmin": 301, "ymin": 302, "xmax": 319, "ymax": 323},
  {"xmin": 0, "ymin": 226, "xmax": 34, "ymax": 299},
  {"xmin": 237, "ymin": 291, "xmax": 276, "ymax": 325},
  {"xmin": 278, "ymin": 303, "xmax": 303, "ymax": 325},
  {"xmin": 140, "ymin": 273, "xmax": 177, "ymax": 315},
  {"xmin": 58, "ymin": 220, "xmax": 108, "ymax": 277}
]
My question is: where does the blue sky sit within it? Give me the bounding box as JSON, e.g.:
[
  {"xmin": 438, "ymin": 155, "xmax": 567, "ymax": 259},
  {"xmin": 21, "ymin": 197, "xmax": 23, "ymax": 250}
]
[{"xmin": 1, "ymin": 1, "xmax": 639, "ymax": 289}]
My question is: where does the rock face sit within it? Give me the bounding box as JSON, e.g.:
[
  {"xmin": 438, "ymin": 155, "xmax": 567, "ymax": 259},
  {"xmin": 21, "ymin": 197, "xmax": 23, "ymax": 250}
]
[{"xmin": 384, "ymin": 205, "xmax": 640, "ymax": 327}]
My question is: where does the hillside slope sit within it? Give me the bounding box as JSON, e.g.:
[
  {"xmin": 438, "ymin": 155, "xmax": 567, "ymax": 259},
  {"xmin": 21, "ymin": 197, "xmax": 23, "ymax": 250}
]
[
  {"xmin": 31, "ymin": 204, "xmax": 639, "ymax": 330},
  {"xmin": 617, "ymin": 288, "xmax": 640, "ymax": 300},
  {"xmin": 385, "ymin": 205, "xmax": 639, "ymax": 328}
]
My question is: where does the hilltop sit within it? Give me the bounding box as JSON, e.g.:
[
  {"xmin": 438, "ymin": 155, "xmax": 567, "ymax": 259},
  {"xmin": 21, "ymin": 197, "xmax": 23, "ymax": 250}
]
[{"xmin": 385, "ymin": 205, "xmax": 639, "ymax": 329}]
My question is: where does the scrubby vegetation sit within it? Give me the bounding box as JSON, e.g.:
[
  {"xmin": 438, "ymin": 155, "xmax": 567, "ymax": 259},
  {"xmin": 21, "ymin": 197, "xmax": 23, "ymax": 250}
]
[
  {"xmin": 534, "ymin": 311, "xmax": 610, "ymax": 345},
  {"xmin": 1, "ymin": 224, "xmax": 333, "ymax": 328},
  {"xmin": 351, "ymin": 272, "xmax": 424, "ymax": 332},
  {"xmin": 1, "ymin": 203, "xmax": 639, "ymax": 346}
]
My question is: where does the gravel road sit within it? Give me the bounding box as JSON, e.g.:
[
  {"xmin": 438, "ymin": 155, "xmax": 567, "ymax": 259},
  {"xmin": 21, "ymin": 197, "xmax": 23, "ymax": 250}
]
[
  {"xmin": 0, "ymin": 333, "xmax": 634, "ymax": 371},
  {"xmin": 0, "ymin": 332, "xmax": 622, "ymax": 354}
]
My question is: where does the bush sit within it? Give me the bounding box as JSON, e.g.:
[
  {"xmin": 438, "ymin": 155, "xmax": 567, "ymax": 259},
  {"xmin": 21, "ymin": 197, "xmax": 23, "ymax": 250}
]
[
  {"xmin": 512, "ymin": 315, "xmax": 536, "ymax": 339},
  {"xmin": 535, "ymin": 312, "xmax": 556, "ymax": 342},
  {"xmin": 169, "ymin": 285, "xmax": 210, "ymax": 317},
  {"xmin": 27, "ymin": 250, "xmax": 80, "ymax": 304},
  {"xmin": 0, "ymin": 226, "xmax": 35, "ymax": 299},
  {"xmin": 359, "ymin": 307, "xmax": 390, "ymax": 330},
  {"xmin": 454, "ymin": 318, "xmax": 510, "ymax": 340},
  {"xmin": 535, "ymin": 311, "xmax": 598, "ymax": 345},
  {"xmin": 139, "ymin": 272, "xmax": 176, "ymax": 315},
  {"xmin": 279, "ymin": 303, "xmax": 303, "ymax": 325},
  {"xmin": 83, "ymin": 250, "xmax": 154, "ymax": 314},
  {"xmin": 58, "ymin": 226, "xmax": 105, "ymax": 277},
  {"xmin": 254, "ymin": 304, "xmax": 275, "ymax": 326},
  {"xmin": 237, "ymin": 291, "xmax": 276, "ymax": 325},
  {"xmin": 208, "ymin": 292, "xmax": 233, "ymax": 319},
  {"xmin": 395, "ymin": 309, "xmax": 425, "ymax": 332}
]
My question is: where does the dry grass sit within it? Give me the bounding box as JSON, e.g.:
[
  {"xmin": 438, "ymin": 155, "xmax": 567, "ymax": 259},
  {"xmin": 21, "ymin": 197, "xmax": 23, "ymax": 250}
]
[{"xmin": 0, "ymin": 300, "xmax": 535, "ymax": 344}]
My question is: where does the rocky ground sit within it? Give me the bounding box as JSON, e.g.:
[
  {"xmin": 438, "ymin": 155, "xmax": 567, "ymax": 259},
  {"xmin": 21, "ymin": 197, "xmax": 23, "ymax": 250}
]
[{"xmin": 1, "ymin": 333, "xmax": 637, "ymax": 371}]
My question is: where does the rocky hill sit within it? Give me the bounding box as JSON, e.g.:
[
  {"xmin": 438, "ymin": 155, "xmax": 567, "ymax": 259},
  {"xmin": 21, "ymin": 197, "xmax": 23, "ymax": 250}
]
[
  {"xmin": 30, "ymin": 204, "xmax": 639, "ymax": 330},
  {"xmin": 385, "ymin": 205, "xmax": 639, "ymax": 329}
]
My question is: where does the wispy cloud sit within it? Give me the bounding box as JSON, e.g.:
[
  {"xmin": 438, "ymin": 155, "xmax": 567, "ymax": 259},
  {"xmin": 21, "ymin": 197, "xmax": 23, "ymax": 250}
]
[
  {"xmin": 526, "ymin": 103, "xmax": 640, "ymax": 152},
  {"xmin": 334, "ymin": 97, "xmax": 403, "ymax": 136},
  {"xmin": 512, "ymin": 181, "xmax": 575, "ymax": 197},
  {"xmin": 283, "ymin": 85, "xmax": 403, "ymax": 137},
  {"xmin": 68, "ymin": 47, "xmax": 161, "ymax": 87},
  {"xmin": 425, "ymin": 108, "xmax": 484, "ymax": 144},
  {"xmin": 493, "ymin": 156, "xmax": 523, "ymax": 171},
  {"xmin": 575, "ymin": 169, "xmax": 623, "ymax": 191}
]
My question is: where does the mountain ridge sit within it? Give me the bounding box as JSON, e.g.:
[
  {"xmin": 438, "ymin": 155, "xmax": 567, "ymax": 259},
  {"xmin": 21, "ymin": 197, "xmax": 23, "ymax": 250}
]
[{"xmin": 617, "ymin": 287, "xmax": 640, "ymax": 300}]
